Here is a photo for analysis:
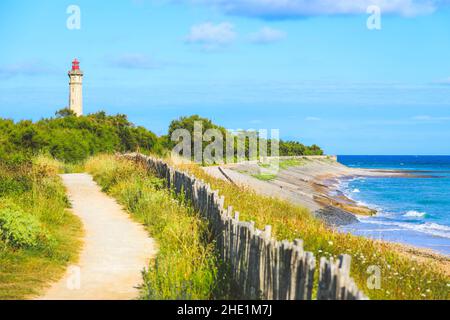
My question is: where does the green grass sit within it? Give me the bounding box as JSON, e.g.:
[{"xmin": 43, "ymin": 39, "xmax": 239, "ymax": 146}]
[
  {"xmin": 0, "ymin": 156, "xmax": 83, "ymax": 299},
  {"xmin": 279, "ymin": 158, "xmax": 308, "ymax": 169},
  {"xmin": 85, "ymin": 155, "xmax": 230, "ymax": 300},
  {"xmin": 252, "ymin": 173, "xmax": 277, "ymax": 181},
  {"xmin": 177, "ymin": 161, "xmax": 450, "ymax": 300},
  {"xmin": 254, "ymin": 158, "xmax": 309, "ymax": 181},
  {"xmin": 257, "ymin": 158, "xmax": 308, "ymax": 171}
]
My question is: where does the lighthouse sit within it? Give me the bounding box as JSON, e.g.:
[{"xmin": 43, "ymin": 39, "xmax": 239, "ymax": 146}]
[{"xmin": 68, "ymin": 59, "xmax": 83, "ymax": 116}]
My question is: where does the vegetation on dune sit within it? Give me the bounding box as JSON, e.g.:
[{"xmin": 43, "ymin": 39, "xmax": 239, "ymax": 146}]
[
  {"xmin": 0, "ymin": 112, "xmax": 322, "ymax": 167},
  {"xmin": 0, "ymin": 109, "xmax": 164, "ymax": 164},
  {"xmin": 0, "ymin": 155, "xmax": 82, "ymax": 299},
  {"xmin": 251, "ymin": 173, "xmax": 277, "ymax": 181},
  {"xmin": 279, "ymin": 141, "xmax": 323, "ymax": 156},
  {"xmin": 0, "ymin": 109, "xmax": 324, "ymax": 171},
  {"xmin": 0, "ymin": 201, "xmax": 45, "ymax": 249},
  {"xmin": 166, "ymin": 115, "xmax": 324, "ymax": 161},
  {"xmin": 3, "ymin": 110, "xmax": 446, "ymax": 300},
  {"xmin": 85, "ymin": 155, "xmax": 229, "ymax": 300},
  {"xmin": 175, "ymin": 161, "xmax": 450, "ymax": 300},
  {"xmin": 252, "ymin": 158, "xmax": 310, "ymax": 181}
]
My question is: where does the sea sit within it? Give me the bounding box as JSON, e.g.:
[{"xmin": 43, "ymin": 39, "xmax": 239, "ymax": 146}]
[{"xmin": 337, "ymin": 155, "xmax": 450, "ymax": 256}]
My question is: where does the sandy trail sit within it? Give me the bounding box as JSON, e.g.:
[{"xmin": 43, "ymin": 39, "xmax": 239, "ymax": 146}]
[{"xmin": 38, "ymin": 173, "xmax": 156, "ymax": 300}]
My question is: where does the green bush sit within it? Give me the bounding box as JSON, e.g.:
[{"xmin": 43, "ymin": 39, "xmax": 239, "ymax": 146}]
[
  {"xmin": 0, "ymin": 176, "xmax": 31, "ymax": 196},
  {"xmin": 168, "ymin": 115, "xmax": 324, "ymax": 159},
  {"xmin": 0, "ymin": 156, "xmax": 82, "ymax": 299},
  {"xmin": 0, "ymin": 201, "xmax": 46, "ymax": 249},
  {"xmin": 0, "ymin": 109, "xmax": 163, "ymax": 164}
]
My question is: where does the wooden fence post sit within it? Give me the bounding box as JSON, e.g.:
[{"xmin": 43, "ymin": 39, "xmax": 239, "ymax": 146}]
[{"xmin": 121, "ymin": 153, "xmax": 368, "ymax": 301}]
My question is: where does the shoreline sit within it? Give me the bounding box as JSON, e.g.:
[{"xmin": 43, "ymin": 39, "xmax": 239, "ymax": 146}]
[{"xmin": 202, "ymin": 157, "xmax": 450, "ymax": 274}]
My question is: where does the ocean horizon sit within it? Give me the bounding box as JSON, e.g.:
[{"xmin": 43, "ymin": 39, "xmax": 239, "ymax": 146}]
[{"xmin": 337, "ymin": 155, "xmax": 450, "ymax": 255}]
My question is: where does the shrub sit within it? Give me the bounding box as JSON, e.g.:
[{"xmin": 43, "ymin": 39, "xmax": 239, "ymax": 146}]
[
  {"xmin": 0, "ymin": 110, "xmax": 163, "ymax": 164},
  {"xmin": 32, "ymin": 154, "xmax": 64, "ymax": 176},
  {"xmin": 0, "ymin": 162, "xmax": 32, "ymax": 197},
  {"xmin": 0, "ymin": 201, "xmax": 47, "ymax": 249}
]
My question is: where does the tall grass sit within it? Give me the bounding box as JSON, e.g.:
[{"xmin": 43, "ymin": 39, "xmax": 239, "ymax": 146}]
[
  {"xmin": 176, "ymin": 162, "xmax": 449, "ymax": 300},
  {"xmin": 85, "ymin": 155, "xmax": 229, "ymax": 299},
  {"xmin": 0, "ymin": 156, "xmax": 83, "ymax": 299}
]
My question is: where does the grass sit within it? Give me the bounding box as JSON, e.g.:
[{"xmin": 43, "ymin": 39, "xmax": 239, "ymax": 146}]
[
  {"xmin": 259, "ymin": 158, "xmax": 308, "ymax": 170},
  {"xmin": 0, "ymin": 155, "xmax": 83, "ymax": 299},
  {"xmin": 253, "ymin": 158, "xmax": 309, "ymax": 181},
  {"xmin": 8, "ymin": 153, "xmax": 443, "ymax": 300},
  {"xmin": 252, "ymin": 173, "xmax": 277, "ymax": 181},
  {"xmin": 175, "ymin": 161, "xmax": 450, "ymax": 300},
  {"xmin": 279, "ymin": 158, "xmax": 308, "ymax": 169},
  {"xmin": 85, "ymin": 155, "xmax": 230, "ymax": 300}
]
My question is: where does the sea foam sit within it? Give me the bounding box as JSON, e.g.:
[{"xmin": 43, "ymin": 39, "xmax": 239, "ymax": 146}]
[
  {"xmin": 404, "ymin": 210, "xmax": 426, "ymax": 218},
  {"xmin": 358, "ymin": 219, "xmax": 450, "ymax": 239}
]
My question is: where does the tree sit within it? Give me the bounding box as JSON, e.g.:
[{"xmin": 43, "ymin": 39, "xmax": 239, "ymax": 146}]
[
  {"xmin": 55, "ymin": 108, "xmax": 76, "ymax": 118},
  {"xmin": 0, "ymin": 109, "xmax": 164, "ymax": 163}
]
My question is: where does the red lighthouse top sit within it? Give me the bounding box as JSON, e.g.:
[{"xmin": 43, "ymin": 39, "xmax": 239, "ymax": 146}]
[{"xmin": 71, "ymin": 59, "xmax": 80, "ymax": 70}]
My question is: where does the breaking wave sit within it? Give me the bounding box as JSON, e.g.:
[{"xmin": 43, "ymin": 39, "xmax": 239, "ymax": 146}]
[
  {"xmin": 357, "ymin": 218, "xmax": 450, "ymax": 239},
  {"xmin": 403, "ymin": 210, "xmax": 427, "ymax": 218}
]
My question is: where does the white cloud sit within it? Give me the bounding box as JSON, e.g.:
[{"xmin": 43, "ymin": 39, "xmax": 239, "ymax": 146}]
[
  {"xmin": 434, "ymin": 77, "xmax": 450, "ymax": 85},
  {"xmin": 412, "ymin": 115, "xmax": 450, "ymax": 121},
  {"xmin": 109, "ymin": 53, "xmax": 160, "ymax": 69},
  {"xmin": 185, "ymin": 22, "xmax": 236, "ymax": 49},
  {"xmin": 179, "ymin": 0, "xmax": 443, "ymax": 19},
  {"xmin": 249, "ymin": 27, "xmax": 286, "ymax": 44},
  {"xmin": 306, "ymin": 116, "xmax": 321, "ymax": 121},
  {"xmin": 0, "ymin": 60, "xmax": 55, "ymax": 79}
]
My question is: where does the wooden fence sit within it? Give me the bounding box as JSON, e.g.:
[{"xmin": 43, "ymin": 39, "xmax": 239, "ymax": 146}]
[{"xmin": 123, "ymin": 153, "xmax": 367, "ymax": 300}]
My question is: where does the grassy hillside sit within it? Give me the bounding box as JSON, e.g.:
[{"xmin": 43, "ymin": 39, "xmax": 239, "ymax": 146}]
[
  {"xmin": 175, "ymin": 161, "xmax": 449, "ymax": 300},
  {"xmin": 0, "ymin": 156, "xmax": 82, "ymax": 299},
  {"xmin": 84, "ymin": 154, "xmax": 449, "ymax": 300},
  {"xmin": 0, "ymin": 110, "xmax": 326, "ymax": 299},
  {"xmin": 85, "ymin": 155, "xmax": 230, "ymax": 299},
  {"xmin": 10, "ymin": 111, "xmax": 445, "ymax": 300}
]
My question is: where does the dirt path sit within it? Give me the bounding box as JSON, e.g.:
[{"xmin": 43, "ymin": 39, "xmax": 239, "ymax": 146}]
[{"xmin": 38, "ymin": 173, "xmax": 156, "ymax": 300}]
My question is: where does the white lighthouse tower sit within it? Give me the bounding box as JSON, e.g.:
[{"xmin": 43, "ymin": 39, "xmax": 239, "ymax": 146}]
[{"xmin": 68, "ymin": 59, "xmax": 83, "ymax": 116}]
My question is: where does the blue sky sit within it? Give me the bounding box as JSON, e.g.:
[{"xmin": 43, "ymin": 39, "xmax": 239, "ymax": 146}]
[{"xmin": 1, "ymin": 0, "xmax": 450, "ymax": 154}]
